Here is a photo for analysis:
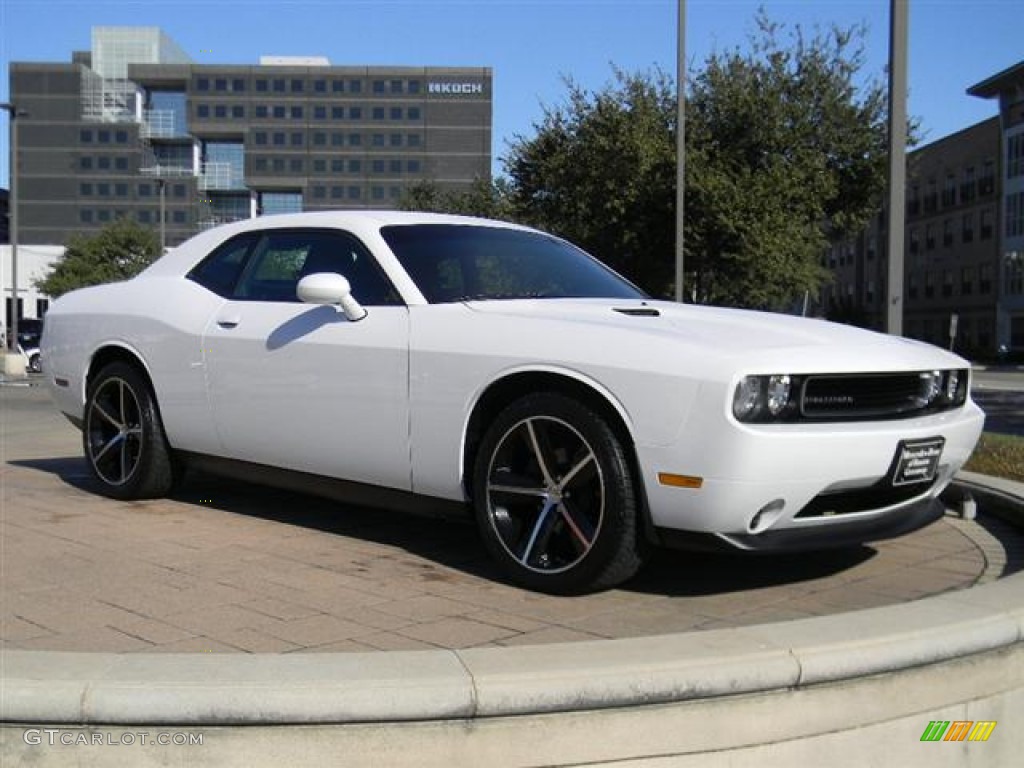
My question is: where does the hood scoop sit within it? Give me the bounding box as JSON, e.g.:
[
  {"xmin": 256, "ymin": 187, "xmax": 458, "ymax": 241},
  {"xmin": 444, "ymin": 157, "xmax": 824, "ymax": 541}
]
[{"xmin": 613, "ymin": 306, "xmax": 661, "ymax": 318}]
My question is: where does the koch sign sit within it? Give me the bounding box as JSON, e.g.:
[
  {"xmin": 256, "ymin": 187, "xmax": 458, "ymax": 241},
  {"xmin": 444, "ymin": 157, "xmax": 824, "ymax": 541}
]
[{"xmin": 428, "ymin": 82, "xmax": 484, "ymax": 95}]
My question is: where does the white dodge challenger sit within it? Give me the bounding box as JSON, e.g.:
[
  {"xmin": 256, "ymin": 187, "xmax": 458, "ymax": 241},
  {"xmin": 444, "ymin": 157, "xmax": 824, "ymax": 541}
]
[{"xmin": 42, "ymin": 211, "xmax": 985, "ymax": 593}]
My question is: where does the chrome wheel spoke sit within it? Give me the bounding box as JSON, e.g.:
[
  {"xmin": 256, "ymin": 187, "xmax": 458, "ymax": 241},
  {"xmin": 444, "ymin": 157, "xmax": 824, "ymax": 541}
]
[
  {"xmin": 519, "ymin": 500, "xmax": 558, "ymax": 566},
  {"xmin": 489, "ymin": 483, "xmax": 548, "ymax": 498},
  {"xmin": 91, "ymin": 433, "xmax": 123, "ymax": 464},
  {"xmin": 525, "ymin": 419, "xmax": 557, "ymax": 488},
  {"xmin": 559, "ymin": 500, "xmax": 596, "ymax": 551},
  {"xmin": 92, "ymin": 401, "xmax": 123, "ymax": 430},
  {"xmin": 557, "ymin": 451, "xmax": 596, "ymax": 492}
]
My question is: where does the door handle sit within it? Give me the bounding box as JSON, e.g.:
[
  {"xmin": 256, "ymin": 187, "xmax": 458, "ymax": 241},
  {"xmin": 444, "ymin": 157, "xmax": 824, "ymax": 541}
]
[{"xmin": 216, "ymin": 314, "xmax": 241, "ymax": 329}]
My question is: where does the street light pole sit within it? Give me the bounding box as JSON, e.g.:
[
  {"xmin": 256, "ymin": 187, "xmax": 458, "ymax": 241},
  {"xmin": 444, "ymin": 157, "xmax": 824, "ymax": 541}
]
[
  {"xmin": 2, "ymin": 102, "xmax": 26, "ymax": 365},
  {"xmin": 885, "ymin": 0, "xmax": 909, "ymax": 336},
  {"xmin": 674, "ymin": 0, "xmax": 687, "ymax": 303}
]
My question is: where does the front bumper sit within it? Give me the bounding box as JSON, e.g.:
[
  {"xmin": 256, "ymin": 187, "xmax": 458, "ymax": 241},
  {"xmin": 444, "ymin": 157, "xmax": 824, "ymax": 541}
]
[{"xmin": 637, "ymin": 397, "xmax": 985, "ymax": 551}]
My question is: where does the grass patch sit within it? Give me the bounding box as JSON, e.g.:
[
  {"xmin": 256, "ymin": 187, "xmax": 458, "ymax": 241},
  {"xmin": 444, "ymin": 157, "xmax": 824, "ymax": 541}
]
[{"xmin": 964, "ymin": 432, "xmax": 1024, "ymax": 483}]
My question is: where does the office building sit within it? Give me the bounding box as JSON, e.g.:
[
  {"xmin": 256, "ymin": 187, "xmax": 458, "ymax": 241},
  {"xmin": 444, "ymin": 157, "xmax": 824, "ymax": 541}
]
[
  {"xmin": 825, "ymin": 58, "xmax": 1024, "ymax": 356},
  {"xmin": 8, "ymin": 26, "xmax": 492, "ymax": 248}
]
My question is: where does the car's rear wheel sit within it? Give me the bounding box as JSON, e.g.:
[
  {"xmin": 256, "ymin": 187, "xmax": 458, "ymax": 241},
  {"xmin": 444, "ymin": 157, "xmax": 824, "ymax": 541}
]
[
  {"xmin": 472, "ymin": 392, "xmax": 643, "ymax": 594},
  {"xmin": 84, "ymin": 361, "xmax": 177, "ymax": 499}
]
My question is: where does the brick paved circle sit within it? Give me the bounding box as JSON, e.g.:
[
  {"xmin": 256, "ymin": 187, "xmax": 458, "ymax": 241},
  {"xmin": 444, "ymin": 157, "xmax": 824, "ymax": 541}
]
[{"xmin": 2, "ymin": 383, "xmax": 1018, "ymax": 654}]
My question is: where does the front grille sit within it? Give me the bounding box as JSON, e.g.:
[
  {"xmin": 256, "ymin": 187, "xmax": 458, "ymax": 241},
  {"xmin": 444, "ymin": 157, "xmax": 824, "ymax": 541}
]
[
  {"xmin": 800, "ymin": 373, "xmax": 932, "ymax": 420},
  {"xmin": 795, "ymin": 481, "xmax": 932, "ymax": 518}
]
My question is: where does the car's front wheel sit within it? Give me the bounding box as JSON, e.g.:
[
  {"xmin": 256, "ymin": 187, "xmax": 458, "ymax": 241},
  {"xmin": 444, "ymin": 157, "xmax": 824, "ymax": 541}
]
[
  {"xmin": 83, "ymin": 361, "xmax": 178, "ymax": 499},
  {"xmin": 472, "ymin": 392, "xmax": 644, "ymax": 594}
]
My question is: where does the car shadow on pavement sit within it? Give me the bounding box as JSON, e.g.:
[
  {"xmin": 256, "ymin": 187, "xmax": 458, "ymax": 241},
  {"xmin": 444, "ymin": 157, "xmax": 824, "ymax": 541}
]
[{"xmin": 11, "ymin": 456, "xmax": 883, "ymax": 597}]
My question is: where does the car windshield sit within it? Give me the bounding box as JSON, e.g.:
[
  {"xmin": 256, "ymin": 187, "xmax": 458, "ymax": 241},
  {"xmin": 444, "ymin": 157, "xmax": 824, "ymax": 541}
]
[{"xmin": 380, "ymin": 224, "xmax": 646, "ymax": 303}]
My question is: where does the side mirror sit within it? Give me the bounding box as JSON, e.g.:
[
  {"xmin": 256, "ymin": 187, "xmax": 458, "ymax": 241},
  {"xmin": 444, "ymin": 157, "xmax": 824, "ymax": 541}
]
[{"xmin": 296, "ymin": 272, "xmax": 367, "ymax": 322}]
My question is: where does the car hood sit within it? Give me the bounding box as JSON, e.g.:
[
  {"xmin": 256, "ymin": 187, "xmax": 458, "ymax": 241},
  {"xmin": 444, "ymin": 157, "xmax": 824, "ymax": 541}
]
[{"xmin": 463, "ymin": 298, "xmax": 968, "ymax": 374}]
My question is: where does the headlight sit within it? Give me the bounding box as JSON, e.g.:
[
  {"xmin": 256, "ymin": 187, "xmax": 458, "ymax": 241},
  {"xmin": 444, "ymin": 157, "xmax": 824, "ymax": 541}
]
[
  {"xmin": 733, "ymin": 374, "xmax": 797, "ymax": 422},
  {"xmin": 766, "ymin": 375, "xmax": 791, "ymax": 416},
  {"xmin": 733, "ymin": 376, "xmax": 762, "ymax": 421}
]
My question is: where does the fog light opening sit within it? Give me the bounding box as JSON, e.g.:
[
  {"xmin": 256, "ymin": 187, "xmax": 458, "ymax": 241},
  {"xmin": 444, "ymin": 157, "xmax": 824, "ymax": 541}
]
[{"xmin": 748, "ymin": 499, "xmax": 786, "ymax": 534}]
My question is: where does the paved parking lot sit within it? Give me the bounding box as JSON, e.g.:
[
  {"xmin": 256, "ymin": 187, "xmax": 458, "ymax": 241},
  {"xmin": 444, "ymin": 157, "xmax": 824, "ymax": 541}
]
[{"xmin": 2, "ymin": 383, "xmax": 1021, "ymax": 654}]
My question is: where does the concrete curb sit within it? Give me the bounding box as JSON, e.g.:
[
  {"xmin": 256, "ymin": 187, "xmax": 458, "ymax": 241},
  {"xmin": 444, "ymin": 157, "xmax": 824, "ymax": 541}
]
[{"xmin": 2, "ymin": 473, "xmax": 1022, "ymax": 729}]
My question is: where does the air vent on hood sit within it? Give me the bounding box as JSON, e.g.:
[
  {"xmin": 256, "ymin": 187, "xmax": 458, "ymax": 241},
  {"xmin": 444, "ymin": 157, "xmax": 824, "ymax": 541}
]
[{"xmin": 613, "ymin": 307, "xmax": 660, "ymax": 317}]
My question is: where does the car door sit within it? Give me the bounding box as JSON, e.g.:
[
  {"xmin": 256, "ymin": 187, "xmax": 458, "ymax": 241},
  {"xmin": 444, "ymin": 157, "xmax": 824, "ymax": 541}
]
[{"xmin": 200, "ymin": 228, "xmax": 412, "ymax": 490}]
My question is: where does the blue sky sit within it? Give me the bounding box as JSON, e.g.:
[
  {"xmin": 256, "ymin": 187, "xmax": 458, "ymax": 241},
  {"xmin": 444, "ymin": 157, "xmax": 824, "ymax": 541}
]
[{"xmin": 1, "ymin": 0, "xmax": 1021, "ymax": 185}]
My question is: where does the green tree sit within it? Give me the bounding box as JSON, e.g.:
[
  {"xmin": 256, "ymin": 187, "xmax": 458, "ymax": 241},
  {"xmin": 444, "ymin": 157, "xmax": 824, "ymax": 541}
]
[
  {"xmin": 505, "ymin": 14, "xmax": 891, "ymax": 308},
  {"xmin": 506, "ymin": 68, "xmax": 677, "ymax": 295},
  {"xmin": 686, "ymin": 15, "xmax": 889, "ymax": 308},
  {"xmin": 399, "ymin": 177, "xmax": 515, "ymax": 221},
  {"xmin": 36, "ymin": 218, "xmax": 161, "ymax": 298}
]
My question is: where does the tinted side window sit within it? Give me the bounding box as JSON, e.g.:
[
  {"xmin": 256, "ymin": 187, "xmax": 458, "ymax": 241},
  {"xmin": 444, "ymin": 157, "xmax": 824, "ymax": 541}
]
[
  {"xmin": 233, "ymin": 229, "xmax": 402, "ymax": 306},
  {"xmin": 187, "ymin": 233, "xmax": 258, "ymax": 297}
]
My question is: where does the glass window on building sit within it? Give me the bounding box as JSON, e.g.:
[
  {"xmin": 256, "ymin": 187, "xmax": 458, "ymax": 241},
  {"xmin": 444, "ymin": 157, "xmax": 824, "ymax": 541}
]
[
  {"xmin": 1012, "ymin": 316, "xmax": 1024, "ymax": 349},
  {"xmin": 313, "ymin": 159, "xmax": 326, "ymax": 173},
  {"xmin": 350, "ymin": 107, "xmax": 363, "ymax": 120},
  {"xmin": 97, "ymin": 183, "xmax": 110, "ymax": 196},
  {"xmin": 373, "ymin": 80, "xmax": 386, "ymax": 94},
  {"xmin": 980, "ymin": 264, "xmax": 993, "ymax": 293},
  {"xmin": 173, "ymin": 210, "xmax": 187, "ymax": 224},
  {"xmin": 215, "ymin": 78, "xmax": 228, "ymax": 92},
  {"xmin": 372, "ymin": 186, "xmax": 385, "ymax": 200},
  {"xmin": 1008, "ymin": 133, "xmax": 1024, "ymax": 179},
  {"xmin": 273, "ymin": 79, "xmax": 285, "ymax": 92},
  {"xmin": 408, "ymin": 107, "xmax": 421, "ymax": 120},
  {"xmin": 291, "ymin": 79, "xmax": 304, "ymax": 92},
  {"xmin": 274, "ymin": 106, "xmax": 286, "ymax": 118},
  {"xmin": 256, "ymin": 105, "xmax": 268, "ymax": 118},
  {"xmin": 313, "ymin": 132, "xmax": 326, "ymax": 146},
  {"xmin": 215, "ymin": 105, "xmax": 227, "ymax": 118},
  {"xmin": 173, "ymin": 184, "xmax": 186, "ymax": 197},
  {"xmin": 943, "ymin": 218, "xmax": 954, "ymax": 247},
  {"xmin": 98, "ymin": 130, "xmax": 111, "ymax": 143},
  {"xmin": 115, "ymin": 157, "xmax": 128, "ymax": 171},
  {"xmin": 390, "ymin": 133, "xmax": 402, "ymax": 147},
  {"xmin": 962, "ymin": 266, "xmax": 975, "ymax": 295},
  {"xmin": 314, "ymin": 106, "xmax": 327, "ymax": 120},
  {"xmin": 203, "ymin": 142, "xmax": 245, "ymax": 188},
  {"xmin": 289, "ymin": 158, "xmax": 303, "ymax": 173},
  {"xmin": 408, "ymin": 80, "xmax": 421, "ymax": 94},
  {"xmin": 197, "ymin": 104, "xmax": 210, "ymax": 118},
  {"xmin": 350, "ymin": 80, "xmax": 363, "ymax": 93},
  {"xmin": 372, "ymin": 134, "xmax": 385, "ymax": 147},
  {"xmin": 232, "ymin": 106, "xmax": 245, "ymax": 119},
  {"xmin": 373, "ymin": 107, "xmax": 385, "ymax": 120},
  {"xmin": 314, "ymin": 80, "xmax": 327, "ymax": 93},
  {"xmin": 331, "ymin": 159, "xmax": 344, "ymax": 173},
  {"xmin": 232, "ymin": 79, "xmax": 245, "ymax": 92},
  {"xmin": 313, "ymin": 186, "xmax": 326, "ymax": 199},
  {"xmin": 332, "ymin": 106, "xmax": 344, "ymax": 119},
  {"xmin": 80, "ymin": 183, "xmax": 93, "ymax": 196},
  {"xmin": 256, "ymin": 79, "xmax": 268, "ymax": 91},
  {"xmin": 389, "ymin": 159, "xmax": 402, "ymax": 174},
  {"xmin": 350, "ymin": 133, "xmax": 362, "ymax": 146},
  {"xmin": 331, "ymin": 133, "xmax": 343, "ymax": 146},
  {"xmin": 981, "ymin": 209, "xmax": 994, "ymax": 239},
  {"xmin": 98, "ymin": 210, "xmax": 111, "ymax": 222},
  {"xmin": 331, "ymin": 186, "xmax": 344, "ymax": 199},
  {"xmin": 962, "ymin": 213, "xmax": 974, "ymax": 243},
  {"xmin": 349, "ymin": 159, "xmax": 361, "ymax": 173},
  {"xmin": 332, "ymin": 80, "xmax": 344, "ymax": 92},
  {"xmin": 390, "ymin": 107, "xmax": 402, "ymax": 120},
  {"xmin": 197, "ymin": 77, "xmax": 210, "ymax": 91},
  {"xmin": 1006, "ymin": 256, "xmax": 1024, "ymax": 296},
  {"xmin": 81, "ymin": 129, "xmax": 93, "ymax": 143},
  {"xmin": 408, "ymin": 159, "xmax": 421, "ymax": 174},
  {"xmin": 291, "ymin": 132, "xmax": 303, "ymax": 146},
  {"xmin": 138, "ymin": 210, "xmax": 151, "ymax": 223},
  {"xmin": 260, "ymin": 192, "xmax": 303, "ymax": 215},
  {"xmin": 98, "ymin": 156, "xmax": 111, "ymax": 170},
  {"xmin": 348, "ymin": 186, "xmax": 361, "ymax": 200},
  {"xmin": 273, "ymin": 132, "xmax": 285, "ymax": 146},
  {"xmin": 408, "ymin": 134, "xmax": 421, "ymax": 147},
  {"xmin": 390, "ymin": 80, "xmax": 402, "ymax": 94},
  {"xmin": 139, "ymin": 183, "xmax": 152, "ymax": 196},
  {"xmin": 1007, "ymin": 192, "xmax": 1024, "ymax": 239},
  {"xmin": 291, "ymin": 106, "xmax": 303, "ymax": 119}
]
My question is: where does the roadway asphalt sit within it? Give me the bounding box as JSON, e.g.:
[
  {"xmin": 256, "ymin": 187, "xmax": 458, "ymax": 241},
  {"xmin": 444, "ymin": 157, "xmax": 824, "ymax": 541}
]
[{"xmin": 2, "ymin": 381, "xmax": 1022, "ymax": 654}]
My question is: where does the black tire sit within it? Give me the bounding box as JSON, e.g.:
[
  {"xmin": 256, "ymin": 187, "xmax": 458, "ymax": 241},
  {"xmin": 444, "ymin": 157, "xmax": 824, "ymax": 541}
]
[
  {"xmin": 83, "ymin": 361, "xmax": 178, "ymax": 500},
  {"xmin": 472, "ymin": 392, "xmax": 644, "ymax": 594}
]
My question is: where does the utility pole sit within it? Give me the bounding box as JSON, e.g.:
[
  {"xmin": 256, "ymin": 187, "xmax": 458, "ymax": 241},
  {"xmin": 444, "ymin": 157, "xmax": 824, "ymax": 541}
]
[
  {"xmin": 674, "ymin": 0, "xmax": 687, "ymax": 303},
  {"xmin": 885, "ymin": 0, "xmax": 909, "ymax": 335},
  {"xmin": 2, "ymin": 102, "xmax": 27, "ymax": 376}
]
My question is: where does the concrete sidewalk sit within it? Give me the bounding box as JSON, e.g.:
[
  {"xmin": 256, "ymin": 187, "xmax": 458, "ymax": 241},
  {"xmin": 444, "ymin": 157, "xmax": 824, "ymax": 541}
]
[{"xmin": 2, "ymin": 384, "xmax": 1021, "ymax": 655}]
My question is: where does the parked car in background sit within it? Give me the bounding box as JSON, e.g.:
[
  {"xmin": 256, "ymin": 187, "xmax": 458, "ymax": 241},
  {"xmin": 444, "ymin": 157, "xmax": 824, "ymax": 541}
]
[{"xmin": 41, "ymin": 212, "xmax": 985, "ymax": 593}]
